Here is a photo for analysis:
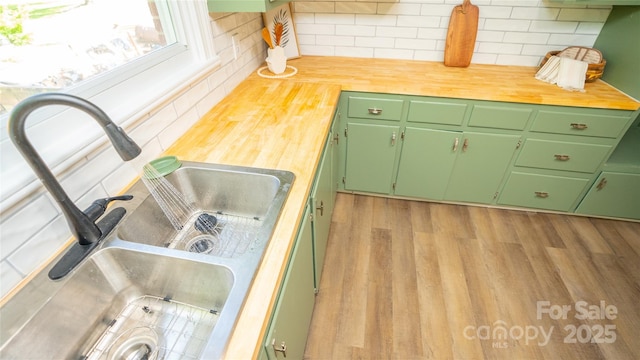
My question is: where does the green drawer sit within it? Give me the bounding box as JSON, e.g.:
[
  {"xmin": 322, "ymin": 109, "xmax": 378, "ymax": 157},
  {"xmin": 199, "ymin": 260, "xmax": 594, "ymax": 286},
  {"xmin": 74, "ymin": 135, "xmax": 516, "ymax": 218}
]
[
  {"xmin": 531, "ymin": 110, "xmax": 630, "ymax": 138},
  {"xmin": 516, "ymin": 139, "xmax": 611, "ymax": 173},
  {"xmin": 498, "ymin": 172, "xmax": 589, "ymax": 212},
  {"xmin": 468, "ymin": 104, "xmax": 532, "ymax": 130},
  {"xmin": 407, "ymin": 99, "xmax": 467, "ymax": 125},
  {"xmin": 348, "ymin": 96, "xmax": 404, "ymax": 121}
]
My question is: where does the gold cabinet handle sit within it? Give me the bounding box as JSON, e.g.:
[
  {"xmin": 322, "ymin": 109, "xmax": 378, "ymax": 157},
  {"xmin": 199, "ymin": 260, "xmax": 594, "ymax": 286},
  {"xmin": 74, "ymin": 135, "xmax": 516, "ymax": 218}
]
[
  {"xmin": 272, "ymin": 339, "xmax": 287, "ymax": 357},
  {"xmin": 554, "ymin": 154, "xmax": 570, "ymax": 161},
  {"xmin": 368, "ymin": 107, "xmax": 382, "ymax": 115},
  {"xmin": 570, "ymin": 123, "xmax": 588, "ymax": 130},
  {"xmin": 535, "ymin": 191, "xmax": 549, "ymax": 198},
  {"xmin": 391, "ymin": 132, "xmax": 397, "ymax": 146},
  {"xmin": 596, "ymin": 177, "xmax": 607, "ymax": 190},
  {"xmin": 453, "ymin": 137, "xmax": 459, "ymax": 151},
  {"xmin": 462, "ymin": 138, "xmax": 469, "ymax": 152}
]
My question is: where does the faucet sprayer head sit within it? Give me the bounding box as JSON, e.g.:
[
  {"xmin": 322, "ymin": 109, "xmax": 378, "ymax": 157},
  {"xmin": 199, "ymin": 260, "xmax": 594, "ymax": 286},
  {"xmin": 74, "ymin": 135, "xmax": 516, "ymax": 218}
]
[{"xmin": 105, "ymin": 123, "xmax": 142, "ymax": 160}]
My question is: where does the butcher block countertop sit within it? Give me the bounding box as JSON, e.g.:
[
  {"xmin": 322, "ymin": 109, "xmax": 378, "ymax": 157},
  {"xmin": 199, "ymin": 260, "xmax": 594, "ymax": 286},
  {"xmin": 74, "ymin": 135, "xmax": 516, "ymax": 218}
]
[{"xmin": 163, "ymin": 56, "xmax": 639, "ymax": 359}]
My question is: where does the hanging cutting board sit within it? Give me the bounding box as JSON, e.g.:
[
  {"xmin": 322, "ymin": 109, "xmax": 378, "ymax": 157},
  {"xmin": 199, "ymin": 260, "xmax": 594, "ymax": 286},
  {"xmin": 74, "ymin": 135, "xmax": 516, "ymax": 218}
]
[{"xmin": 444, "ymin": 0, "xmax": 479, "ymax": 67}]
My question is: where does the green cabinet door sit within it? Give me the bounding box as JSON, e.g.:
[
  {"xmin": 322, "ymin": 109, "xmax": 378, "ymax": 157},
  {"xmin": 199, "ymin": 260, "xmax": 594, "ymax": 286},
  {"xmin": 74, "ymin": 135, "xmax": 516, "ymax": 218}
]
[
  {"xmin": 345, "ymin": 123, "xmax": 400, "ymax": 194},
  {"xmin": 394, "ymin": 127, "xmax": 460, "ymax": 200},
  {"xmin": 264, "ymin": 206, "xmax": 315, "ymax": 360},
  {"xmin": 444, "ymin": 132, "xmax": 521, "ymax": 204},
  {"xmin": 311, "ymin": 138, "xmax": 334, "ymax": 289},
  {"xmin": 576, "ymin": 172, "xmax": 640, "ymax": 220}
]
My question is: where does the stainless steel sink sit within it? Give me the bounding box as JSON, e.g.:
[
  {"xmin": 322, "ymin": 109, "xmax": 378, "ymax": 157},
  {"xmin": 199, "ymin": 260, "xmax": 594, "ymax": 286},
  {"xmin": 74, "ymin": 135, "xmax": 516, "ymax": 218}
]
[
  {"xmin": 0, "ymin": 247, "xmax": 234, "ymax": 359},
  {"xmin": 117, "ymin": 162, "xmax": 294, "ymax": 259},
  {"xmin": 0, "ymin": 161, "xmax": 295, "ymax": 359}
]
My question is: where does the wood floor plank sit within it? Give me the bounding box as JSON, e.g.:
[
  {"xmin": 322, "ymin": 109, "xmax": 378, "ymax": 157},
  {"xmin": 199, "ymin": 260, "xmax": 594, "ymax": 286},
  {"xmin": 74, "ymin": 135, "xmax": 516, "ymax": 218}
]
[
  {"xmin": 305, "ymin": 194, "xmax": 640, "ymax": 360},
  {"xmin": 413, "ymin": 231, "xmax": 454, "ymax": 360},
  {"xmin": 335, "ymin": 195, "xmax": 373, "ymax": 348},
  {"xmin": 389, "ymin": 199, "xmax": 423, "ymax": 358},
  {"xmin": 434, "ymin": 234, "xmax": 485, "ymax": 359},
  {"xmin": 364, "ymin": 228, "xmax": 393, "ymax": 359}
]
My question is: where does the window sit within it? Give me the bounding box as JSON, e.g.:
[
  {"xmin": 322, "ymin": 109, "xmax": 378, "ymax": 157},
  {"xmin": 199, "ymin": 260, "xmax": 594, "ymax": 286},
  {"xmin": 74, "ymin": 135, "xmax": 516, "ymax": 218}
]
[
  {"xmin": 0, "ymin": 0, "xmax": 216, "ymax": 116},
  {"xmin": 0, "ymin": 0, "xmax": 218, "ymax": 206}
]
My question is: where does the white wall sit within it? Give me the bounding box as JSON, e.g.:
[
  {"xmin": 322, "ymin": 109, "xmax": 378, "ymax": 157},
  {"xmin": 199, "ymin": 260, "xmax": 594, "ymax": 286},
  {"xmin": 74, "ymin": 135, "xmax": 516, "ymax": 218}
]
[
  {"xmin": 292, "ymin": 0, "xmax": 611, "ymax": 66},
  {"xmin": 0, "ymin": 12, "xmax": 267, "ymax": 298}
]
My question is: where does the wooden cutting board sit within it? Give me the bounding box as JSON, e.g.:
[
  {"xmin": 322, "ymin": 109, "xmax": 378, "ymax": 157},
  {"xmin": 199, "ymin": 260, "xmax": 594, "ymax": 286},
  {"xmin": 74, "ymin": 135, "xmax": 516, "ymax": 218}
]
[{"xmin": 444, "ymin": 0, "xmax": 479, "ymax": 67}]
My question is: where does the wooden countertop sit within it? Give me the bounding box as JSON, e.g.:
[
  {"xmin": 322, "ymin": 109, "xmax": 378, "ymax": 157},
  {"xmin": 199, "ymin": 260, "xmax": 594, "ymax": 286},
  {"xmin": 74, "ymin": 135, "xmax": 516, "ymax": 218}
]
[
  {"xmin": 163, "ymin": 56, "xmax": 639, "ymax": 359},
  {"xmin": 252, "ymin": 56, "xmax": 639, "ymax": 110}
]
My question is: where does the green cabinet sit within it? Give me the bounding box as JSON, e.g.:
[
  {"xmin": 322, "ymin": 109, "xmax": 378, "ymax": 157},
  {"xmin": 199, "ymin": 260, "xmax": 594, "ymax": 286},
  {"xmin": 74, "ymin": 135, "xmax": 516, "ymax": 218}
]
[
  {"xmin": 394, "ymin": 128, "xmax": 459, "ymax": 200},
  {"xmin": 337, "ymin": 90, "xmax": 638, "ymax": 220},
  {"xmin": 207, "ymin": 0, "xmax": 291, "ymax": 12},
  {"xmin": 443, "ymin": 132, "xmax": 521, "ymax": 204},
  {"xmin": 264, "ymin": 206, "xmax": 315, "ymax": 360},
  {"xmin": 310, "ymin": 123, "xmax": 338, "ymax": 289},
  {"xmin": 576, "ymin": 172, "xmax": 640, "ymax": 219},
  {"xmin": 498, "ymin": 172, "xmax": 590, "ymax": 212},
  {"xmin": 344, "ymin": 123, "xmax": 400, "ymax": 194}
]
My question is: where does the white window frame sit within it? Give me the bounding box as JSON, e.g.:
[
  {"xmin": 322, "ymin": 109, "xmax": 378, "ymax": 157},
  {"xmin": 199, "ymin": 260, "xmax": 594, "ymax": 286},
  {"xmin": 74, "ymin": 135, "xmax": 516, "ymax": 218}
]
[{"xmin": 0, "ymin": 0, "xmax": 219, "ymax": 208}]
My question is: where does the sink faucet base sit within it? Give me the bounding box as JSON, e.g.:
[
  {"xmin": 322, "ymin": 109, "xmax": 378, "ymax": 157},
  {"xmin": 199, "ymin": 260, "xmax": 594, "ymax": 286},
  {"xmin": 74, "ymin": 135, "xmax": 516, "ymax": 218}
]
[{"xmin": 49, "ymin": 207, "xmax": 127, "ymax": 280}]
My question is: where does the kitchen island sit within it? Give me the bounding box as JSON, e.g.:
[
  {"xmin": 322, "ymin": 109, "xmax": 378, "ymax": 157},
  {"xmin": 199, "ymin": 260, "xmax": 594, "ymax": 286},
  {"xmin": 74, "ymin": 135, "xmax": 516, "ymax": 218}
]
[{"xmin": 161, "ymin": 56, "xmax": 639, "ymax": 359}]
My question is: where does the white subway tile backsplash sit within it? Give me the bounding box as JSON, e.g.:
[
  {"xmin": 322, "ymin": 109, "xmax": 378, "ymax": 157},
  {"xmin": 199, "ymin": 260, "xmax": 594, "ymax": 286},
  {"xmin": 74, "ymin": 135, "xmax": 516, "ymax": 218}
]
[
  {"xmin": 420, "ymin": 4, "xmax": 455, "ymax": 17},
  {"xmin": 417, "ymin": 27, "xmax": 448, "ymax": 40},
  {"xmin": 522, "ymin": 44, "xmax": 562, "ymax": 57},
  {"xmin": 355, "ymin": 14, "xmax": 397, "ymax": 26},
  {"xmin": 0, "ymin": 262, "xmax": 22, "ymax": 297},
  {"xmin": 336, "ymin": 24, "xmax": 376, "ymax": 36},
  {"xmin": 336, "ymin": 46, "xmax": 375, "ymax": 58},
  {"xmin": 297, "ymin": 23, "xmax": 337, "ymax": 35},
  {"xmin": 530, "ymin": 20, "xmax": 578, "ymax": 33},
  {"xmin": 356, "ymin": 36, "xmax": 395, "ymax": 48},
  {"xmin": 396, "ymin": 38, "xmax": 437, "ymax": 51},
  {"xmin": 479, "ymin": 6, "xmax": 513, "ymax": 19},
  {"xmin": 476, "ymin": 30, "xmax": 505, "ymax": 42},
  {"xmin": 1, "ymin": 194, "xmax": 58, "ymax": 258},
  {"xmin": 558, "ymin": 8, "xmax": 611, "ymax": 22},
  {"xmin": 496, "ymin": 54, "xmax": 542, "ymax": 67},
  {"xmin": 477, "ymin": 42, "xmax": 523, "ymax": 55},
  {"xmin": 414, "ymin": 50, "xmax": 445, "ymax": 62},
  {"xmin": 8, "ymin": 216, "xmax": 70, "ymax": 276},
  {"xmin": 576, "ymin": 22, "xmax": 605, "ymax": 35},
  {"xmin": 510, "ymin": 7, "xmax": 560, "ymax": 21},
  {"xmin": 396, "ymin": 15, "xmax": 440, "ymax": 28},
  {"xmin": 317, "ymin": 35, "xmax": 356, "ymax": 46},
  {"xmin": 503, "ymin": 31, "xmax": 549, "ymax": 44},
  {"xmin": 374, "ymin": 48, "xmax": 414, "ymax": 59},
  {"xmin": 315, "ymin": 13, "xmax": 355, "ymax": 25},
  {"xmin": 376, "ymin": 26, "xmax": 418, "ymax": 38},
  {"xmin": 484, "ymin": 18, "xmax": 531, "ymax": 32},
  {"xmin": 470, "ymin": 52, "xmax": 498, "ymax": 64},
  {"xmin": 548, "ymin": 33, "xmax": 598, "ymax": 47}
]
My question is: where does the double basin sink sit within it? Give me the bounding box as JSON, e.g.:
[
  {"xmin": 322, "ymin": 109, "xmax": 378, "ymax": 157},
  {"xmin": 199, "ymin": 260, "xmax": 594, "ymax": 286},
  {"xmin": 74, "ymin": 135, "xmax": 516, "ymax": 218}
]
[{"xmin": 0, "ymin": 161, "xmax": 294, "ymax": 359}]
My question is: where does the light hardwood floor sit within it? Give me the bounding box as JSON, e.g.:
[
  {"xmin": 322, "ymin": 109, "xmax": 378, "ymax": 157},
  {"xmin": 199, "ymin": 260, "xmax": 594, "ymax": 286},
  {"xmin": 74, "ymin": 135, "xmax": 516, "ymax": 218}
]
[{"xmin": 304, "ymin": 193, "xmax": 640, "ymax": 360}]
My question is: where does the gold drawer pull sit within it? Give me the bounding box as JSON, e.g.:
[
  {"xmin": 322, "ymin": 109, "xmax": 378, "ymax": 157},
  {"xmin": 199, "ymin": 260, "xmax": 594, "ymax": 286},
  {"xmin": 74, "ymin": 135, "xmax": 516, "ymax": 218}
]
[
  {"xmin": 570, "ymin": 123, "xmax": 588, "ymax": 130},
  {"xmin": 453, "ymin": 137, "xmax": 459, "ymax": 151},
  {"xmin": 535, "ymin": 191, "xmax": 549, "ymax": 198},
  {"xmin": 368, "ymin": 107, "xmax": 382, "ymax": 115},
  {"xmin": 596, "ymin": 177, "xmax": 607, "ymax": 190},
  {"xmin": 554, "ymin": 154, "xmax": 570, "ymax": 161}
]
